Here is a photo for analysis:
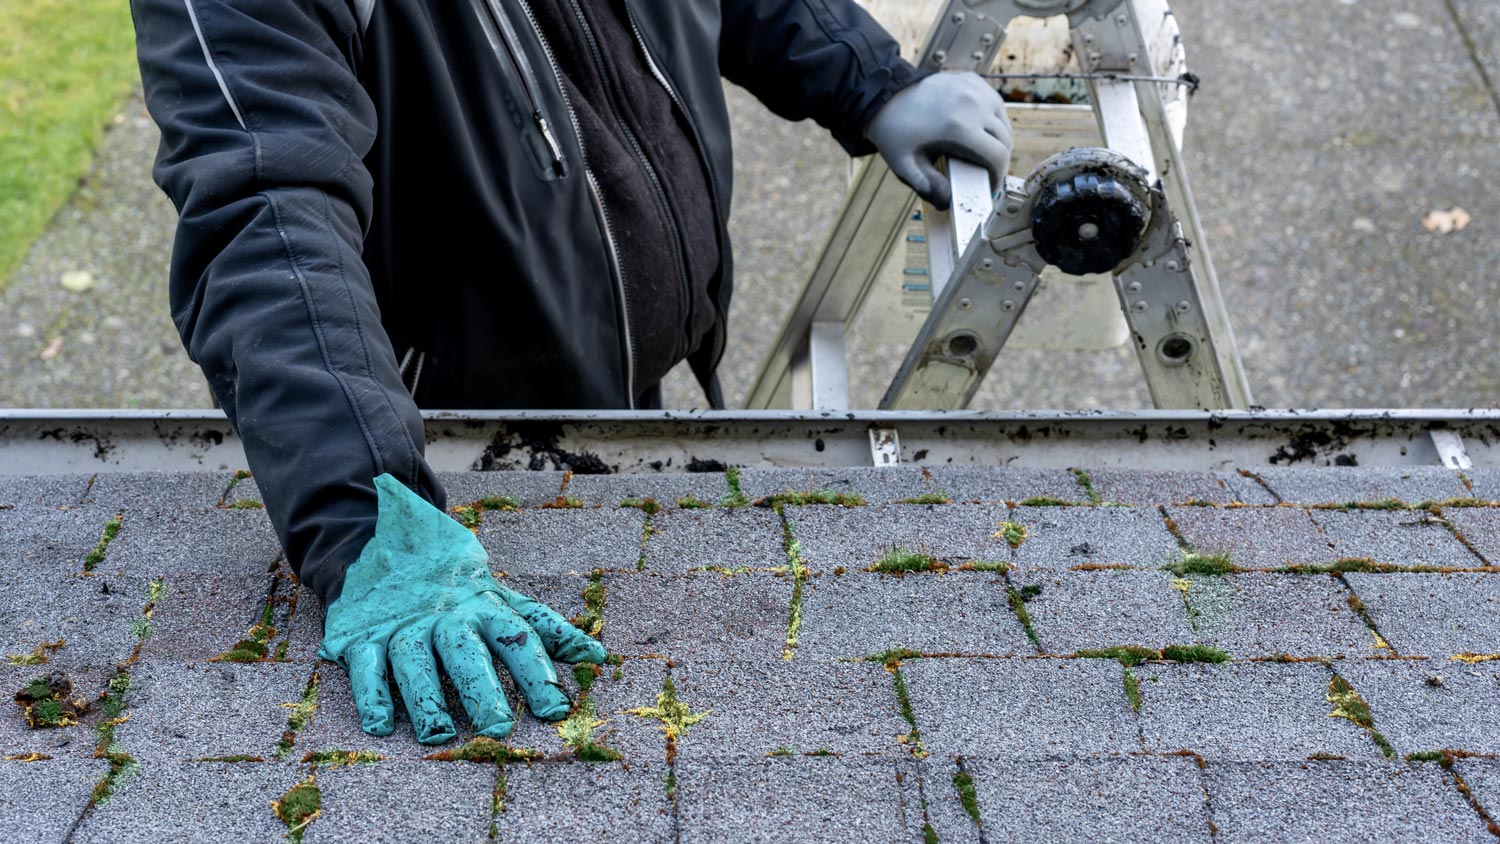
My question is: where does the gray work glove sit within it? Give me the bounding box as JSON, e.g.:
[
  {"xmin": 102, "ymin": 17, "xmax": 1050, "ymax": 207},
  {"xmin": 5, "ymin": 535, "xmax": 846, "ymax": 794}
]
[{"xmin": 866, "ymin": 71, "xmax": 1013, "ymax": 211}]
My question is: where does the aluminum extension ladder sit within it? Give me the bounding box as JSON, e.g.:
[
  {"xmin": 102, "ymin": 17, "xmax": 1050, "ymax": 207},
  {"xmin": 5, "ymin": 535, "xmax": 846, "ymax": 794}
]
[{"xmin": 745, "ymin": 0, "xmax": 1253, "ymax": 411}]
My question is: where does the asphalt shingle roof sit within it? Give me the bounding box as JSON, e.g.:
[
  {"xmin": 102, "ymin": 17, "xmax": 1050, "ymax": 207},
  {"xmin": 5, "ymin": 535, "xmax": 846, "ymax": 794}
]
[{"xmin": 2, "ymin": 465, "xmax": 1498, "ymax": 841}]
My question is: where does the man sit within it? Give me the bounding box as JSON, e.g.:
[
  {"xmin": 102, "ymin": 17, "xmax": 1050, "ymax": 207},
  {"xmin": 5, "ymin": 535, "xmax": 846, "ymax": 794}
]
[{"xmin": 132, "ymin": 0, "xmax": 1012, "ymax": 744}]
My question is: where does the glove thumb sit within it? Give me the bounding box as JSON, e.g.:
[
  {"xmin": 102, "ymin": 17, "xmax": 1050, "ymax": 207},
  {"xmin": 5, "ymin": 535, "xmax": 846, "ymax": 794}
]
[{"xmin": 911, "ymin": 156, "xmax": 952, "ymax": 212}]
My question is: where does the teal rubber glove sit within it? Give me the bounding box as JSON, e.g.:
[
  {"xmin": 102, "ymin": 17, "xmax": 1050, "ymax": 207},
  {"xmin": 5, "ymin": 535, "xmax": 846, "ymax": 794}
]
[{"xmin": 320, "ymin": 474, "xmax": 608, "ymax": 744}]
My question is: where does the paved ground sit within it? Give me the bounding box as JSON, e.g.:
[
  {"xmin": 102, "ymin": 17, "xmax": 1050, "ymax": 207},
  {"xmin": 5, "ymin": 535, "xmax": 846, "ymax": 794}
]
[
  {"xmin": 3, "ymin": 465, "xmax": 1500, "ymax": 841},
  {"xmin": 1, "ymin": 0, "xmax": 1498, "ymax": 410}
]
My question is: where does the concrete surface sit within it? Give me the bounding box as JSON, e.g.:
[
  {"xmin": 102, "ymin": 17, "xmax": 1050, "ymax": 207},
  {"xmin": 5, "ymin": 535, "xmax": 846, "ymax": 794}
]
[{"xmin": 4, "ymin": 465, "xmax": 1500, "ymax": 839}]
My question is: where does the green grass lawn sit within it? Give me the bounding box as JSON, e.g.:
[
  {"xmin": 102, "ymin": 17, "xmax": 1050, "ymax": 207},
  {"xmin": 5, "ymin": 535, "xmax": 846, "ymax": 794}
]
[{"xmin": 0, "ymin": 0, "xmax": 141, "ymax": 289}]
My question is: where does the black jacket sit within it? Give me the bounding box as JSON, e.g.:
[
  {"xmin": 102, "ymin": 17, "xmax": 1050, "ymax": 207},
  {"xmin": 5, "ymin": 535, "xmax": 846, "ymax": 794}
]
[{"xmin": 131, "ymin": 0, "xmax": 923, "ymax": 604}]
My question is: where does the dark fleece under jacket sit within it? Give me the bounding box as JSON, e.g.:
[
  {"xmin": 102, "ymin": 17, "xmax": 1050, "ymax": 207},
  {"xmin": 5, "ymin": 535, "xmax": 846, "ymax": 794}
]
[{"xmin": 130, "ymin": 0, "xmax": 927, "ymax": 604}]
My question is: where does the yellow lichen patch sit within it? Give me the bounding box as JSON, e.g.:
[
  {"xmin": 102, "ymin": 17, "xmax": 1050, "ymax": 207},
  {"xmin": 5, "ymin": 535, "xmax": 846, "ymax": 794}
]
[
  {"xmin": 1169, "ymin": 577, "xmax": 1193, "ymax": 594},
  {"xmin": 1452, "ymin": 653, "xmax": 1500, "ymax": 665},
  {"xmin": 626, "ymin": 677, "xmax": 707, "ymax": 763},
  {"xmin": 6, "ymin": 638, "xmax": 65, "ymax": 666},
  {"xmin": 3, "ymin": 753, "xmax": 51, "ymax": 762}
]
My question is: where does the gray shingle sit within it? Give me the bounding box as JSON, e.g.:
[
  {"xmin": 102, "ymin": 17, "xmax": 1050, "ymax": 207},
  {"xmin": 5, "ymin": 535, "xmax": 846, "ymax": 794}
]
[
  {"xmin": 0, "ymin": 475, "xmax": 90, "ymax": 509},
  {"xmin": 1342, "ymin": 573, "xmax": 1500, "ymax": 656},
  {"xmin": 1253, "ymin": 467, "xmax": 1470, "ymax": 506},
  {"xmin": 1183, "ymin": 573, "xmax": 1376, "ymax": 658},
  {"xmin": 477, "ymin": 509, "xmax": 646, "ymax": 575},
  {"xmin": 1452, "ymin": 758, "xmax": 1500, "ymax": 820},
  {"xmin": 671, "ymin": 659, "xmax": 905, "ymax": 760},
  {"xmin": 734, "ymin": 467, "xmax": 934, "ymax": 505},
  {"xmin": 304, "ymin": 761, "xmax": 496, "ymax": 843},
  {"xmin": 1336, "ymin": 660, "xmax": 1500, "ymax": 756},
  {"xmin": 1442, "ymin": 508, "xmax": 1500, "ymax": 566},
  {"xmin": 120, "ymin": 662, "xmax": 313, "ymax": 762},
  {"xmin": 1166, "ymin": 507, "xmax": 1331, "ymax": 569},
  {"xmin": 796, "ymin": 572, "xmax": 1032, "ymax": 660},
  {"xmin": 439, "ymin": 471, "xmax": 566, "ymax": 508},
  {"xmin": 1011, "ymin": 506, "xmax": 1182, "ymax": 570},
  {"xmin": 929, "ymin": 757, "xmax": 1214, "ymax": 844},
  {"xmin": 927, "ymin": 466, "xmax": 1088, "ymax": 504},
  {"xmin": 136, "ymin": 575, "xmax": 274, "ymax": 663},
  {"xmin": 602, "ymin": 573, "xmax": 791, "ymax": 660},
  {"xmin": 500, "ymin": 760, "xmax": 675, "ymax": 843},
  {"xmin": 307, "ymin": 660, "xmax": 481, "ymax": 760},
  {"xmin": 1464, "ymin": 470, "xmax": 1500, "ymax": 504},
  {"xmin": 1311, "ymin": 510, "xmax": 1481, "ymax": 568},
  {"xmin": 0, "ymin": 507, "xmax": 116, "ymax": 575},
  {"xmin": 1135, "ymin": 662, "xmax": 1383, "ymax": 760},
  {"xmin": 1012, "ymin": 570, "xmax": 1196, "ymax": 654},
  {"xmin": 786, "ymin": 503, "xmax": 1013, "ymax": 572},
  {"xmin": 563, "ymin": 472, "xmax": 732, "ymax": 508},
  {"xmin": 1085, "ymin": 469, "xmax": 1274, "ymax": 506},
  {"xmin": 902, "ymin": 658, "xmax": 1140, "ymax": 759},
  {"xmin": 103, "ymin": 508, "xmax": 282, "ymax": 579},
  {"xmin": 0, "ymin": 571, "xmax": 152, "ymax": 671},
  {"xmin": 72, "ymin": 761, "xmax": 302, "ymax": 844},
  {"xmin": 641, "ymin": 508, "xmax": 786, "ymax": 573},
  {"xmin": 78, "ymin": 471, "xmax": 234, "ymax": 513},
  {"xmin": 0, "ymin": 759, "xmax": 107, "ymax": 844},
  {"xmin": 676, "ymin": 756, "xmax": 918, "ymax": 844},
  {"xmin": 0, "ymin": 666, "xmax": 108, "ymax": 759},
  {"xmin": 280, "ymin": 587, "xmax": 326, "ymax": 663},
  {"xmin": 1201, "ymin": 761, "xmax": 1492, "ymax": 844}
]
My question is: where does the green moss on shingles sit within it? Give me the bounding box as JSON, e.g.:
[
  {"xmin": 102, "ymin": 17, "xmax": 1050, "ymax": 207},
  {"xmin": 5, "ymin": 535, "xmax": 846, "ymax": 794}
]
[
  {"xmin": 1327, "ymin": 674, "xmax": 1396, "ymax": 759},
  {"xmin": 557, "ymin": 695, "xmax": 623, "ymax": 762},
  {"xmin": 273, "ymin": 775, "xmax": 322, "ymax": 843},
  {"xmin": 570, "ymin": 570, "xmax": 606, "ymax": 638},
  {"xmin": 1006, "ymin": 587, "xmax": 1042, "ymax": 649},
  {"xmin": 1161, "ymin": 552, "xmax": 1237, "ymax": 577},
  {"xmin": 868, "ymin": 549, "xmax": 946, "ymax": 574},
  {"xmin": 423, "ymin": 737, "xmax": 539, "ymax": 764},
  {"xmin": 1276, "ymin": 558, "xmax": 1410, "ymax": 574},
  {"xmin": 275, "ymin": 672, "xmax": 319, "ymax": 760},
  {"xmin": 898, "ymin": 492, "xmax": 952, "ymax": 506},
  {"xmin": 627, "ymin": 676, "xmax": 707, "ymax": 765},
  {"xmin": 953, "ymin": 768, "xmax": 982, "ymax": 827},
  {"xmin": 762, "ymin": 490, "xmax": 867, "ymax": 508},
  {"xmin": 676, "ymin": 495, "xmax": 709, "ymax": 509},
  {"xmin": 1122, "ymin": 667, "xmax": 1143, "ymax": 712},
  {"xmin": 540, "ymin": 495, "xmax": 586, "ymax": 510},
  {"xmin": 1074, "ymin": 645, "xmax": 1160, "ymax": 667},
  {"xmin": 227, "ymin": 498, "xmax": 265, "ymax": 510},
  {"xmin": 955, "ymin": 561, "xmax": 1010, "ymax": 573},
  {"xmin": 721, "ymin": 467, "xmax": 750, "ymax": 508},
  {"xmin": 923, "ymin": 822, "xmax": 940, "ymax": 844},
  {"xmin": 1160, "ymin": 644, "xmax": 1230, "ymax": 664},
  {"xmin": 14, "ymin": 673, "xmax": 89, "ymax": 728},
  {"xmin": 1071, "ymin": 468, "xmax": 1103, "ymax": 505},
  {"xmin": 6, "ymin": 638, "xmax": 65, "ymax": 666},
  {"xmin": 1311, "ymin": 499, "xmax": 1410, "ymax": 512},
  {"xmin": 621, "ymin": 497, "xmax": 664, "ymax": 515},
  {"xmin": 1018, "ymin": 496, "xmax": 1074, "ymax": 507},
  {"xmin": 889, "ymin": 665, "xmax": 924, "ymax": 756},
  {"xmin": 994, "ymin": 521, "xmax": 1028, "ymax": 549},
  {"xmin": 81, "ymin": 513, "xmax": 123, "ymax": 573}
]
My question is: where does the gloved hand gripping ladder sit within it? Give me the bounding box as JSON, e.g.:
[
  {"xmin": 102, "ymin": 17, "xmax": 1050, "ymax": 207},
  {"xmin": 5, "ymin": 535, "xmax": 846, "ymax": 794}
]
[{"xmin": 745, "ymin": 0, "xmax": 1253, "ymax": 411}]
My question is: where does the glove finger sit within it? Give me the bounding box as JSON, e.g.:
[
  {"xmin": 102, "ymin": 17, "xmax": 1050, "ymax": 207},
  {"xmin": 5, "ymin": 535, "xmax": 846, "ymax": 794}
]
[
  {"xmin": 388, "ymin": 624, "xmax": 458, "ymax": 745},
  {"xmin": 936, "ymin": 135, "xmax": 1011, "ymax": 191},
  {"xmin": 498, "ymin": 589, "xmax": 608, "ymax": 664},
  {"xmin": 480, "ymin": 608, "xmax": 572, "ymax": 722},
  {"xmin": 913, "ymin": 157, "xmax": 952, "ymax": 211},
  {"xmin": 434, "ymin": 618, "xmax": 516, "ymax": 739},
  {"xmin": 887, "ymin": 154, "xmax": 940, "ymax": 210},
  {"xmin": 344, "ymin": 641, "xmax": 396, "ymax": 737}
]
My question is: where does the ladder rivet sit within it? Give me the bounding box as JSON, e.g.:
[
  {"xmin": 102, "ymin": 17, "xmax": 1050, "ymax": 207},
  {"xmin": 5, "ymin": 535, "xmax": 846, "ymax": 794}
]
[
  {"xmin": 1002, "ymin": 300, "xmax": 1017, "ymax": 311},
  {"xmin": 1177, "ymin": 301, "xmax": 1192, "ymax": 313},
  {"xmin": 1127, "ymin": 282, "xmax": 1143, "ymax": 294},
  {"xmin": 934, "ymin": 50, "xmax": 948, "ymax": 62},
  {"xmin": 959, "ymin": 298, "xmax": 973, "ymax": 310},
  {"xmin": 980, "ymin": 258, "xmax": 995, "ymax": 270},
  {"xmin": 1133, "ymin": 301, "xmax": 1149, "ymax": 312},
  {"xmin": 1005, "ymin": 204, "xmax": 1020, "ymax": 215},
  {"xmin": 981, "ymin": 34, "xmax": 995, "ymax": 45},
  {"xmin": 1012, "ymin": 281, "xmax": 1026, "ymax": 292},
  {"xmin": 952, "ymin": 12, "xmax": 965, "ymax": 23},
  {"xmin": 1166, "ymin": 260, "xmax": 1180, "ymax": 272},
  {"xmin": 972, "ymin": 51, "xmax": 986, "ymax": 62},
  {"xmin": 1083, "ymin": 34, "xmax": 1095, "ymax": 44},
  {"xmin": 1088, "ymin": 51, "xmax": 1101, "ymax": 63}
]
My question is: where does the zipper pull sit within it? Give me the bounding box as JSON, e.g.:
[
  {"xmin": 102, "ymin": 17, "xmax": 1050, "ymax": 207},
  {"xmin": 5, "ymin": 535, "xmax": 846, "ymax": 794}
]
[{"xmin": 534, "ymin": 111, "xmax": 566, "ymax": 177}]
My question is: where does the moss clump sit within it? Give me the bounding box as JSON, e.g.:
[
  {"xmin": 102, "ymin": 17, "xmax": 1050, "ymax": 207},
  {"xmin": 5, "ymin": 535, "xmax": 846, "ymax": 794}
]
[
  {"xmin": 721, "ymin": 467, "xmax": 750, "ymax": 507},
  {"xmin": 763, "ymin": 490, "xmax": 867, "ymax": 508},
  {"xmin": 868, "ymin": 549, "xmax": 945, "ymax": 574},
  {"xmin": 1071, "ymin": 468, "xmax": 1103, "ymax": 505},
  {"xmin": 956, "ymin": 561, "xmax": 1010, "ymax": 573},
  {"xmin": 300, "ymin": 749, "xmax": 382, "ymax": 767},
  {"xmin": 676, "ymin": 495, "xmax": 709, "ymax": 509},
  {"xmin": 1162, "ymin": 552, "xmax": 1236, "ymax": 577},
  {"xmin": 273, "ymin": 776, "xmax": 322, "ymax": 842},
  {"xmin": 898, "ymin": 492, "xmax": 952, "ymax": 506},
  {"xmin": 1075, "ymin": 645, "xmax": 1160, "ymax": 667},
  {"xmin": 620, "ymin": 497, "xmax": 664, "ymax": 515},
  {"xmin": 1018, "ymin": 496, "xmax": 1073, "ymax": 507},
  {"xmin": 210, "ymin": 622, "xmax": 279, "ymax": 663},
  {"xmin": 781, "ymin": 540, "xmax": 810, "ymax": 660},
  {"xmin": 1006, "ymin": 586, "xmax": 1042, "ymax": 649},
  {"xmin": 1277, "ymin": 558, "xmax": 1392, "ymax": 574},
  {"xmin": 451, "ymin": 505, "xmax": 482, "ymax": 530},
  {"xmin": 890, "ymin": 666, "xmax": 924, "ymax": 756},
  {"xmin": 1405, "ymin": 750, "xmax": 1451, "ymax": 764},
  {"xmin": 424, "ymin": 737, "xmax": 539, "ymax": 764},
  {"xmin": 227, "ymin": 498, "xmax": 265, "ymax": 510},
  {"xmin": 275, "ymin": 674, "xmax": 319, "ymax": 760},
  {"xmin": 1122, "ymin": 667, "xmax": 1143, "ymax": 712},
  {"xmin": 82, "ymin": 513, "xmax": 123, "ymax": 573},
  {"xmin": 923, "ymin": 822, "xmax": 940, "ymax": 844},
  {"xmin": 769, "ymin": 747, "xmax": 793, "ymax": 756},
  {"xmin": 570, "ymin": 571, "xmax": 606, "ymax": 637},
  {"xmin": 540, "ymin": 495, "xmax": 586, "ymax": 510},
  {"xmin": 6, "ymin": 638, "xmax": 65, "ymax": 667},
  {"xmin": 14, "ymin": 673, "xmax": 88, "ymax": 728},
  {"xmin": 1327, "ymin": 674, "xmax": 1395, "ymax": 758},
  {"xmin": 953, "ymin": 769, "xmax": 982, "ymax": 826},
  {"xmin": 1312, "ymin": 499, "xmax": 1409, "ymax": 512},
  {"xmin": 627, "ymin": 677, "xmax": 707, "ymax": 764},
  {"xmin": 993, "ymin": 521, "xmax": 1028, "ymax": 549},
  {"xmin": 1160, "ymin": 644, "xmax": 1230, "ymax": 664}
]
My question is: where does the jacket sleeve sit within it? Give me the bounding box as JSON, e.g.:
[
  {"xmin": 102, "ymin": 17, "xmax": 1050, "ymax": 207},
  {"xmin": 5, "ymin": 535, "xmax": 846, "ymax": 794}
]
[
  {"xmin": 131, "ymin": 0, "xmax": 442, "ymax": 605},
  {"xmin": 719, "ymin": 0, "xmax": 930, "ymax": 156}
]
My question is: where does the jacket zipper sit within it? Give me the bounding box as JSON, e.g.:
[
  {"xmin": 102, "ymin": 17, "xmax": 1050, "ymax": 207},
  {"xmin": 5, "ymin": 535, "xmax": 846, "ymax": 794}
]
[
  {"xmin": 620, "ymin": 1, "xmax": 730, "ymax": 374},
  {"xmin": 566, "ymin": 0, "xmax": 694, "ymax": 351},
  {"xmin": 473, "ymin": 0, "xmax": 567, "ymax": 177},
  {"xmin": 515, "ymin": 0, "xmax": 636, "ymax": 408}
]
